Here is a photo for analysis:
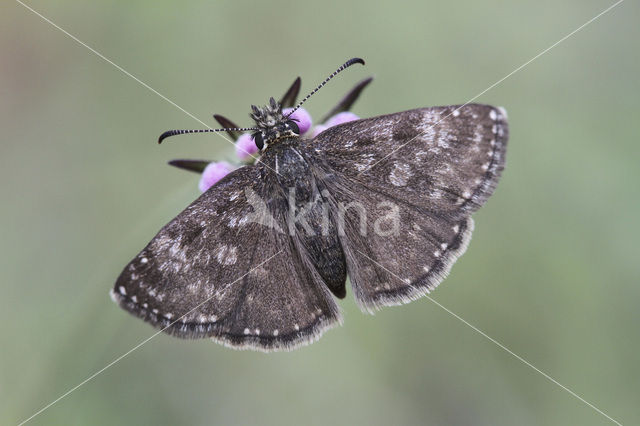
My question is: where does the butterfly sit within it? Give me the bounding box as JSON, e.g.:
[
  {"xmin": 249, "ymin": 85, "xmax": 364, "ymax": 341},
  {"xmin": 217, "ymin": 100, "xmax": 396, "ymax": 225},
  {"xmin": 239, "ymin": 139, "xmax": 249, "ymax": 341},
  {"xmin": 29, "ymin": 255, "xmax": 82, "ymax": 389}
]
[{"xmin": 111, "ymin": 58, "xmax": 508, "ymax": 352}]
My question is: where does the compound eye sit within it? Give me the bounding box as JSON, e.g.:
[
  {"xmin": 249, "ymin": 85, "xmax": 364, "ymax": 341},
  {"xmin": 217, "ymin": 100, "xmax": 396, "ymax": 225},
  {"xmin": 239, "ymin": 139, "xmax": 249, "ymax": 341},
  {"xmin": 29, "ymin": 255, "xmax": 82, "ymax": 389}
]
[
  {"xmin": 252, "ymin": 132, "xmax": 264, "ymax": 150},
  {"xmin": 286, "ymin": 120, "xmax": 300, "ymax": 135}
]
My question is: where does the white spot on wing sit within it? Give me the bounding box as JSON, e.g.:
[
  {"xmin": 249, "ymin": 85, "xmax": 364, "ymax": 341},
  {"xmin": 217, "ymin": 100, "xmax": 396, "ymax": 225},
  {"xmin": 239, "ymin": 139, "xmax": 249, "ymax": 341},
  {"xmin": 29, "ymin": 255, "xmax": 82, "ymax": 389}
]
[
  {"xmin": 389, "ymin": 163, "xmax": 412, "ymax": 186},
  {"xmin": 354, "ymin": 153, "xmax": 375, "ymax": 172},
  {"xmin": 214, "ymin": 245, "xmax": 238, "ymax": 265},
  {"xmin": 473, "ymin": 128, "xmax": 483, "ymax": 143}
]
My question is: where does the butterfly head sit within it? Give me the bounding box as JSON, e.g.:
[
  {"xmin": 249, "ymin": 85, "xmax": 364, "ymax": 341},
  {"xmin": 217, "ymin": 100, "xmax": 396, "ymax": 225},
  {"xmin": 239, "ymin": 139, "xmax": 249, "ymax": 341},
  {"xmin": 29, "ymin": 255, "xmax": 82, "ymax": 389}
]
[{"xmin": 249, "ymin": 97, "xmax": 300, "ymax": 151}]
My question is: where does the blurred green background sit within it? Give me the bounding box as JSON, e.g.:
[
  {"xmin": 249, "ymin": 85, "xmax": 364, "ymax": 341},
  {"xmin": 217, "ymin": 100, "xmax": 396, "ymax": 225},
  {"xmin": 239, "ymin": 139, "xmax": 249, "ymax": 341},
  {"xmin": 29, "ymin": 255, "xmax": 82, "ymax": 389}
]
[{"xmin": 2, "ymin": 1, "xmax": 638, "ymax": 425}]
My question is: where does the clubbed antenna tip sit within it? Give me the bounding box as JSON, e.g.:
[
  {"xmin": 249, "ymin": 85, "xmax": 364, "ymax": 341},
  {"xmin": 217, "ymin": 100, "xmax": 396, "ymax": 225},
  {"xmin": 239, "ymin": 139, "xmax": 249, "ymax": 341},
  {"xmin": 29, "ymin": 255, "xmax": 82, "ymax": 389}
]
[{"xmin": 158, "ymin": 127, "xmax": 258, "ymax": 144}]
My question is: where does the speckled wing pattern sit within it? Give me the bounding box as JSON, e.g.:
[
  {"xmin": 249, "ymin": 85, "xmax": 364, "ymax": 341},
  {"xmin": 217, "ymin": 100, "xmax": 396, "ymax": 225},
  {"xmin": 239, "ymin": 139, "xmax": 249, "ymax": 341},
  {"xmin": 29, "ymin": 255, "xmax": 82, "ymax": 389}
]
[
  {"xmin": 111, "ymin": 166, "xmax": 341, "ymax": 352},
  {"xmin": 304, "ymin": 104, "xmax": 508, "ymax": 311}
]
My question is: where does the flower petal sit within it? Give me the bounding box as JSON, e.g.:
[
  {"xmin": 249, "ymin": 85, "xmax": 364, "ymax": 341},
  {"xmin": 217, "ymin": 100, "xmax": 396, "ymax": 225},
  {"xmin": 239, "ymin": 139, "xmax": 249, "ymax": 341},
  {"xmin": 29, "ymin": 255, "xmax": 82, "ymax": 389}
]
[
  {"xmin": 309, "ymin": 124, "xmax": 328, "ymax": 138},
  {"xmin": 319, "ymin": 76, "xmax": 372, "ymax": 123},
  {"xmin": 213, "ymin": 114, "xmax": 242, "ymax": 141},
  {"xmin": 279, "ymin": 77, "xmax": 302, "ymax": 108},
  {"xmin": 326, "ymin": 111, "xmax": 359, "ymax": 127},
  {"xmin": 283, "ymin": 107, "xmax": 312, "ymax": 135},
  {"xmin": 198, "ymin": 162, "xmax": 234, "ymax": 192},
  {"xmin": 168, "ymin": 159, "xmax": 212, "ymax": 174},
  {"xmin": 235, "ymin": 133, "xmax": 258, "ymax": 161}
]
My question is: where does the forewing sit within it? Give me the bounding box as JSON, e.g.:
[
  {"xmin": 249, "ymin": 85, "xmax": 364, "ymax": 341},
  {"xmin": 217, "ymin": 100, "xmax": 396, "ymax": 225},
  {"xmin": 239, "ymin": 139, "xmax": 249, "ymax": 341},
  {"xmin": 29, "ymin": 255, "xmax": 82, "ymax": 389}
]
[
  {"xmin": 302, "ymin": 104, "xmax": 507, "ymax": 311},
  {"xmin": 111, "ymin": 166, "xmax": 340, "ymax": 351},
  {"xmin": 308, "ymin": 104, "xmax": 508, "ymax": 220}
]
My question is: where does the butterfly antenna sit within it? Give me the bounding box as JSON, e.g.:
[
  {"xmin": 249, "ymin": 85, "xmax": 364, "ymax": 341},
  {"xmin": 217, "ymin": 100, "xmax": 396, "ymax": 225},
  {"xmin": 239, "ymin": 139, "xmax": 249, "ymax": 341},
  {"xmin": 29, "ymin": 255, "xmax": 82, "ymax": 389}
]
[
  {"xmin": 158, "ymin": 127, "xmax": 258, "ymax": 144},
  {"xmin": 286, "ymin": 57, "xmax": 365, "ymax": 118}
]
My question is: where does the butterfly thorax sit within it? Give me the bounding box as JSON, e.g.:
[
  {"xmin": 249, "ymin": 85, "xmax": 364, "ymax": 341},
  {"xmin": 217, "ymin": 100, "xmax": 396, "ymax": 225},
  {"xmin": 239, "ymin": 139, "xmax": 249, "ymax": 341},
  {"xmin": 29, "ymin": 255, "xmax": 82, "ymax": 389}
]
[{"xmin": 250, "ymin": 97, "xmax": 300, "ymax": 151}]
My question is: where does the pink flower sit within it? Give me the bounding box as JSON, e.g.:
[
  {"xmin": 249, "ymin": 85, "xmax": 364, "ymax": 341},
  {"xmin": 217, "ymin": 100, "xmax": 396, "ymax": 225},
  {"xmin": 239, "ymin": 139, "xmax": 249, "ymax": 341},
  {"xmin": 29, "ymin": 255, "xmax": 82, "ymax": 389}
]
[
  {"xmin": 309, "ymin": 112, "xmax": 359, "ymax": 138},
  {"xmin": 235, "ymin": 133, "xmax": 259, "ymax": 161},
  {"xmin": 325, "ymin": 111, "xmax": 359, "ymax": 127},
  {"xmin": 198, "ymin": 161, "xmax": 234, "ymax": 192},
  {"xmin": 309, "ymin": 124, "xmax": 328, "ymax": 138},
  {"xmin": 283, "ymin": 107, "xmax": 312, "ymax": 135}
]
